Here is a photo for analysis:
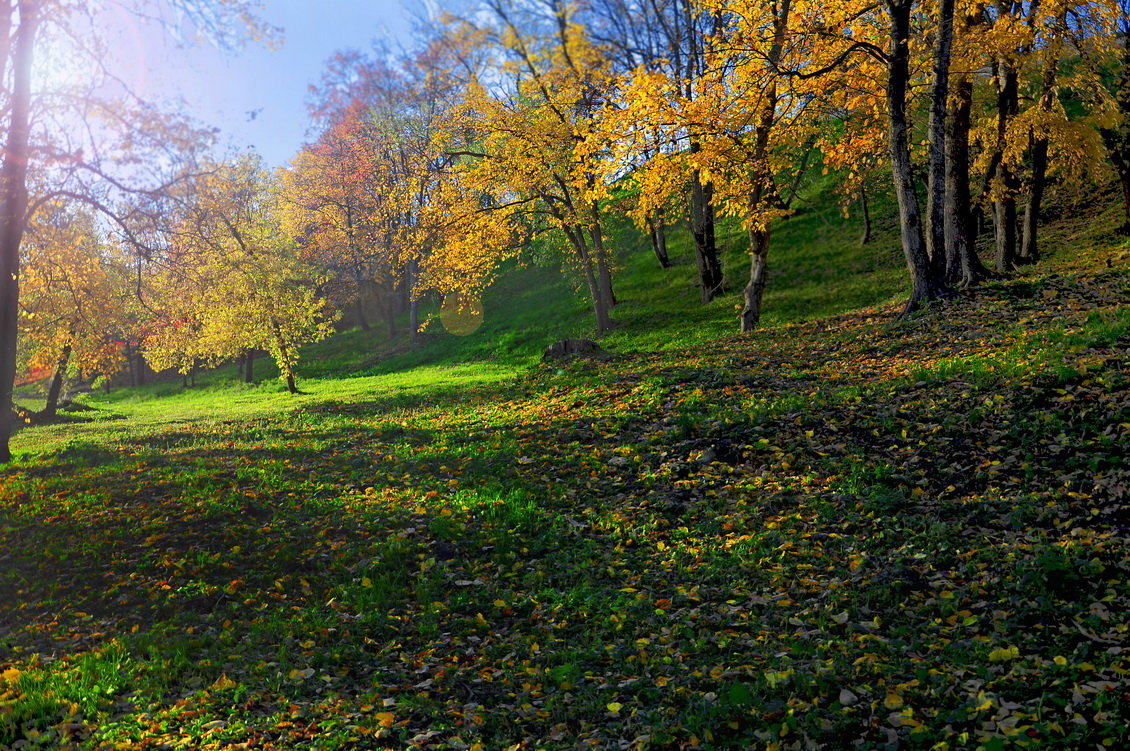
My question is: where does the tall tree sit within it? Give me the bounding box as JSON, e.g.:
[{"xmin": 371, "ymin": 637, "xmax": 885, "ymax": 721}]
[
  {"xmin": 441, "ymin": 0, "xmax": 620, "ymax": 334},
  {"xmin": 884, "ymin": 0, "xmax": 950, "ymax": 311}
]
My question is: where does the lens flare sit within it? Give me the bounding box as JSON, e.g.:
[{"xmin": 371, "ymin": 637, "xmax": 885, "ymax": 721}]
[{"xmin": 439, "ymin": 292, "xmax": 484, "ymax": 336}]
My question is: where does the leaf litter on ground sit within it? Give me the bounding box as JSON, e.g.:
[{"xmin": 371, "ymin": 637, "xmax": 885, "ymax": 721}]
[{"xmin": 0, "ymin": 269, "xmax": 1127, "ymax": 750}]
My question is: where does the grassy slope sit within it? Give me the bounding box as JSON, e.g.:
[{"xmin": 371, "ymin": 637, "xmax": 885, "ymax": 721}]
[{"xmin": 0, "ymin": 180, "xmax": 1127, "ymax": 750}]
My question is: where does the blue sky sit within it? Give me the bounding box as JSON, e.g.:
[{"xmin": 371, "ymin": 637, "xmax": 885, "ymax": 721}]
[{"xmin": 138, "ymin": 1, "xmax": 420, "ymax": 166}]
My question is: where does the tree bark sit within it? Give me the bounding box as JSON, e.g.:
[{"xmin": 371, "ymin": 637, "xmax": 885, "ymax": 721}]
[
  {"xmin": 588, "ymin": 206, "xmax": 617, "ymax": 308},
  {"xmin": 1116, "ymin": 159, "xmax": 1130, "ymax": 235},
  {"xmin": 993, "ymin": 61, "xmax": 1021, "ymax": 272},
  {"xmin": 945, "ymin": 73, "xmax": 988, "ymax": 286},
  {"xmin": 741, "ymin": 226, "xmax": 770, "ymax": 331},
  {"xmin": 406, "ymin": 259, "xmax": 419, "ymax": 341},
  {"xmin": 354, "ymin": 297, "xmax": 371, "ymax": 332},
  {"xmin": 646, "ymin": 210, "xmax": 670, "ymax": 268},
  {"xmin": 563, "ymin": 223, "xmax": 612, "ymax": 335},
  {"xmin": 1021, "ymin": 137, "xmax": 1048, "ymax": 264},
  {"xmin": 859, "ymin": 187, "xmax": 873, "ymax": 246},
  {"xmin": 1102, "ymin": 14, "xmax": 1130, "ymax": 234},
  {"xmin": 243, "ymin": 349, "xmax": 255, "ymax": 383},
  {"xmin": 345, "ymin": 206, "xmax": 371, "ymax": 332},
  {"xmin": 925, "ymin": 0, "xmax": 955, "ymax": 273},
  {"xmin": 738, "ymin": 0, "xmax": 788, "ymax": 333},
  {"xmin": 885, "ymin": 0, "xmax": 948, "ymax": 315},
  {"xmin": 690, "ymin": 169, "xmax": 724, "ymax": 303},
  {"xmin": 42, "ymin": 344, "xmax": 72, "ymax": 419},
  {"xmin": 135, "ymin": 350, "xmax": 149, "ymax": 386},
  {"xmin": 384, "ymin": 293, "xmax": 397, "ymax": 339},
  {"xmin": 1114, "ymin": 6, "xmax": 1130, "ymax": 234},
  {"xmin": 0, "ymin": 2, "xmax": 41, "ymax": 463},
  {"xmin": 1020, "ymin": 3, "xmax": 1064, "ymax": 263}
]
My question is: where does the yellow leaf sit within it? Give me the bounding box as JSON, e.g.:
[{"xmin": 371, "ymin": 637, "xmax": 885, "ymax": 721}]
[
  {"xmin": 884, "ymin": 693, "xmax": 904, "ymax": 710},
  {"xmin": 376, "ymin": 711, "xmax": 395, "ymax": 727},
  {"xmin": 493, "ymin": 599, "xmax": 507, "ymax": 608},
  {"xmin": 607, "ymin": 701, "xmax": 623, "ymax": 713},
  {"xmin": 361, "ymin": 577, "xmax": 373, "ymax": 588},
  {"xmin": 988, "ymin": 645, "xmax": 1020, "ymax": 662},
  {"xmin": 211, "ymin": 674, "xmax": 237, "ymax": 691},
  {"xmin": 1, "ymin": 667, "xmax": 20, "ymax": 685}
]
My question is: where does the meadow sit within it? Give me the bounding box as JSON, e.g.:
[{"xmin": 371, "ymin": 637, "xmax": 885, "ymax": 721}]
[{"xmin": 1, "ymin": 181, "xmax": 1127, "ymax": 749}]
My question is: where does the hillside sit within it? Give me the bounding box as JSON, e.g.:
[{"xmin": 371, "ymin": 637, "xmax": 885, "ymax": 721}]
[{"xmin": 0, "ymin": 180, "xmax": 1128, "ymax": 749}]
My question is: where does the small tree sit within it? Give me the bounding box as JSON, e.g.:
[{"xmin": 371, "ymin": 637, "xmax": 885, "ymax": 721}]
[{"xmin": 18, "ymin": 203, "xmax": 128, "ymax": 416}]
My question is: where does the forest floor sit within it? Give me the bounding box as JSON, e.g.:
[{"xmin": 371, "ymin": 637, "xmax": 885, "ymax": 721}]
[{"xmin": 1, "ymin": 262, "xmax": 1127, "ymax": 749}]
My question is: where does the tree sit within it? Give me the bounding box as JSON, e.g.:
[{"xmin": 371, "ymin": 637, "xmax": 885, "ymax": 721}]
[
  {"xmin": 806, "ymin": 0, "xmax": 950, "ymax": 312},
  {"xmin": 882, "ymin": 0, "xmax": 951, "ymax": 311},
  {"xmin": 1093, "ymin": 0, "xmax": 1130, "ymax": 232},
  {"xmin": 439, "ymin": 0, "xmax": 620, "ymax": 335},
  {"xmin": 281, "ymin": 111, "xmax": 398, "ymax": 337},
  {"xmin": 144, "ymin": 158, "xmax": 337, "ymax": 394},
  {"xmin": 584, "ymin": 0, "xmax": 725, "ymax": 287},
  {"xmin": 0, "ymin": 0, "xmax": 272, "ymax": 461},
  {"xmin": 18, "ymin": 203, "xmax": 128, "ymax": 417}
]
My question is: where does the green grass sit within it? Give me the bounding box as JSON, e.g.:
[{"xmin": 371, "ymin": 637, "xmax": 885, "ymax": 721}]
[{"xmin": 1, "ymin": 178, "xmax": 1127, "ymax": 749}]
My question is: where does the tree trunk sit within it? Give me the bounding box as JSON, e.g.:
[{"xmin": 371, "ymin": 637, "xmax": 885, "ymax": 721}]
[
  {"xmin": 0, "ymin": 4, "xmax": 39, "ymax": 463},
  {"xmin": 346, "ymin": 207, "xmax": 370, "ymax": 332},
  {"xmin": 886, "ymin": 0, "xmax": 948, "ymax": 315},
  {"xmin": 859, "ymin": 187, "xmax": 873, "ymax": 246},
  {"xmin": 690, "ymin": 169, "xmax": 724, "ymax": 303},
  {"xmin": 407, "ymin": 259, "xmax": 419, "ymax": 341},
  {"xmin": 1022, "ymin": 18, "xmax": 1062, "ymax": 263},
  {"xmin": 993, "ymin": 62, "xmax": 1021, "ymax": 272},
  {"xmin": 354, "ymin": 298, "xmax": 371, "ymax": 332},
  {"xmin": 925, "ymin": 0, "xmax": 955, "ymax": 273},
  {"xmin": 1117, "ymin": 160, "xmax": 1130, "ymax": 235},
  {"xmin": 1021, "ymin": 137, "xmax": 1048, "ymax": 264},
  {"xmin": 384, "ymin": 295, "xmax": 397, "ymax": 339},
  {"xmin": 563, "ymin": 223, "xmax": 612, "ymax": 335},
  {"xmin": 646, "ymin": 210, "xmax": 670, "ymax": 268},
  {"xmin": 993, "ymin": 185, "xmax": 1019, "ymax": 272},
  {"xmin": 133, "ymin": 348, "xmax": 148, "ymax": 387},
  {"xmin": 945, "ymin": 73, "xmax": 987, "ymax": 286},
  {"xmin": 42, "ymin": 344, "xmax": 72, "ymax": 419},
  {"xmin": 741, "ymin": 226, "xmax": 770, "ymax": 331},
  {"xmin": 1103, "ymin": 15, "xmax": 1130, "ymax": 234},
  {"xmin": 588, "ymin": 207, "xmax": 617, "ymax": 308},
  {"xmin": 243, "ymin": 349, "xmax": 255, "ymax": 383}
]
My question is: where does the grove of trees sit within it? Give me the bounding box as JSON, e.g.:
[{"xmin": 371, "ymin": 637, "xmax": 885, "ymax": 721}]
[{"xmin": 2, "ymin": 0, "xmax": 1128, "ymax": 461}]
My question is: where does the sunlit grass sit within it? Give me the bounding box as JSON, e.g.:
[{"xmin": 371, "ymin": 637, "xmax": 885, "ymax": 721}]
[{"xmin": 9, "ymin": 363, "xmax": 515, "ymax": 460}]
